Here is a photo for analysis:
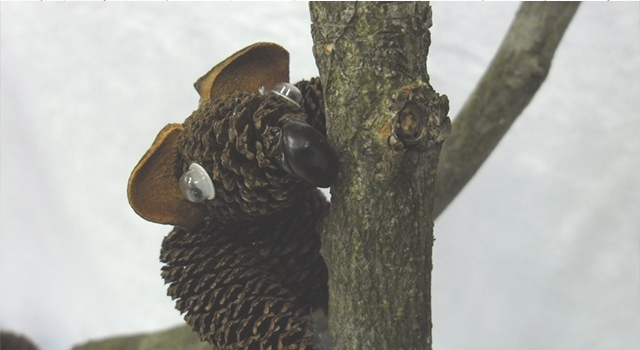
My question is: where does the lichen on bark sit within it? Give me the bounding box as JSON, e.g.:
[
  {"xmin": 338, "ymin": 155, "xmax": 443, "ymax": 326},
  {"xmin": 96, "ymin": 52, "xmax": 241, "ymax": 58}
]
[{"xmin": 310, "ymin": 2, "xmax": 449, "ymax": 349}]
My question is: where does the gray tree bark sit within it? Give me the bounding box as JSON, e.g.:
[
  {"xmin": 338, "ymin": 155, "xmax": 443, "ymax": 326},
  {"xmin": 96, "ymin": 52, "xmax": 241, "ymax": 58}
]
[{"xmin": 311, "ymin": 3, "xmax": 450, "ymax": 349}]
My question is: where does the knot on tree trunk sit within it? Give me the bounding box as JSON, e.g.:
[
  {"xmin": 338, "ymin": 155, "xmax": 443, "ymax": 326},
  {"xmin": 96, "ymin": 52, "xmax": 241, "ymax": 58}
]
[{"xmin": 389, "ymin": 85, "xmax": 450, "ymax": 151}]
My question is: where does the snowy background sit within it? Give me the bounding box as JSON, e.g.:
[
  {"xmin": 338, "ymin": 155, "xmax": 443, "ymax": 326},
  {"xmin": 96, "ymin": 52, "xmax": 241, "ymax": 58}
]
[{"xmin": 1, "ymin": 2, "xmax": 638, "ymax": 350}]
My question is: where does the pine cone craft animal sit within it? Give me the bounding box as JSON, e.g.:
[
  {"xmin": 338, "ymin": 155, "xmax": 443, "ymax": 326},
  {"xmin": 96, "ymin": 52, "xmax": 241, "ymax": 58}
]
[{"xmin": 127, "ymin": 43, "xmax": 337, "ymax": 350}]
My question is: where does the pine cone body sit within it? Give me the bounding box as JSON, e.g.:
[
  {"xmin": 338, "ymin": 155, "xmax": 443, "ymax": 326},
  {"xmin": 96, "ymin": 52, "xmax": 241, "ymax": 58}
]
[
  {"xmin": 161, "ymin": 189, "xmax": 327, "ymax": 349},
  {"xmin": 161, "ymin": 79, "xmax": 330, "ymax": 349}
]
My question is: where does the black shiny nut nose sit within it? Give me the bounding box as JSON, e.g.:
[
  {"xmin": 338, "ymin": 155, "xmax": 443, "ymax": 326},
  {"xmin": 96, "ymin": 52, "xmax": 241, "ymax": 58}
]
[{"xmin": 278, "ymin": 119, "xmax": 338, "ymax": 188}]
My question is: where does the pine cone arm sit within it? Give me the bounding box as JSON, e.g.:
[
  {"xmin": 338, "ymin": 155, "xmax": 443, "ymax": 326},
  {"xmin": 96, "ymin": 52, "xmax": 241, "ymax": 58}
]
[{"xmin": 295, "ymin": 78, "xmax": 326, "ymax": 136}]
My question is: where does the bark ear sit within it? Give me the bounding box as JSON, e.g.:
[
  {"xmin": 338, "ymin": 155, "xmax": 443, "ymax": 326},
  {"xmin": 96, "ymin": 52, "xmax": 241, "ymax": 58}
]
[
  {"xmin": 194, "ymin": 42, "xmax": 290, "ymax": 105},
  {"xmin": 128, "ymin": 123, "xmax": 205, "ymax": 229}
]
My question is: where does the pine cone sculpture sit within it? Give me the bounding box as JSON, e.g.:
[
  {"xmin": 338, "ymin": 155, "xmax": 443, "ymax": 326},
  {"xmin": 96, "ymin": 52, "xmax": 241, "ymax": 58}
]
[{"xmin": 128, "ymin": 43, "xmax": 334, "ymax": 350}]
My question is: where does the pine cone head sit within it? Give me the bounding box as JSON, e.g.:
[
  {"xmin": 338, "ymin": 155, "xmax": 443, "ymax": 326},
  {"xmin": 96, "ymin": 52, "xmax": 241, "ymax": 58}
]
[
  {"xmin": 127, "ymin": 43, "xmax": 332, "ymax": 229},
  {"xmin": 177, "ymin": 91, "xmax": 314, "ymax": 224}
]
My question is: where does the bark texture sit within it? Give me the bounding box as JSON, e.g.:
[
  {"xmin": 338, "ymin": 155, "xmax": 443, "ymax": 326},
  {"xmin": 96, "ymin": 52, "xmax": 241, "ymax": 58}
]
[
  {"xmin": 310, "ymin": 3, "xmax": 450, "ymax": 350},
  {"xmin": 434, "ymin": 2, "xmax": 580, "ymax": 218}
]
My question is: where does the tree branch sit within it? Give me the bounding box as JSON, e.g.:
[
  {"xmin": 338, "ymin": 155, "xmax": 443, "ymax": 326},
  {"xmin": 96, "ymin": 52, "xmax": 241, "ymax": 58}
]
[
  {"xmin": 434, "ymin": 2, "xmax": 580, "ymax": 218},
  {"xmin": 71, "ymin": 325, "xmax": 209, "ymax": 350},
  {"xmin": 310, "ymin": 2, "xmax": 449, "ymax": 349}
]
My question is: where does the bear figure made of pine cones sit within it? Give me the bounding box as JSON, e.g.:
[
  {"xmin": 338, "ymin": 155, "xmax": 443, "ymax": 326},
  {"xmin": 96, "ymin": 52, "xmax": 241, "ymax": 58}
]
[{"xmin": 128, "ymin": 43, "xmax": 336, "ymax": 350}]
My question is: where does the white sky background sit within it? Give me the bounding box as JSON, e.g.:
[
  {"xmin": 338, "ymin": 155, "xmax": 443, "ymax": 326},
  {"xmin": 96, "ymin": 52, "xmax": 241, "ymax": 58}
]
[{"xmin": 0, "ymin": 3, "xmax": 638, "ymax": 350}]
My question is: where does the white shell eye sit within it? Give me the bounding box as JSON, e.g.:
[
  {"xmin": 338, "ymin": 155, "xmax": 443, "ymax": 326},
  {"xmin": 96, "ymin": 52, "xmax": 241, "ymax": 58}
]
[
  {"xmin": 259, "ymin": 82, "xmax": 302, "ymax": 107},
  {"xmin": 179, "ymin": 163, "xmax": 215, "ymax": 203}
]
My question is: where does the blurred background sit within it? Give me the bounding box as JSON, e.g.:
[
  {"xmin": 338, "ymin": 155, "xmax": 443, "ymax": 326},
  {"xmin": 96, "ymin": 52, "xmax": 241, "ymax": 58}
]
[{"xmin": 1, "ymin": 2, "xmax": 638, "ymax": 350}]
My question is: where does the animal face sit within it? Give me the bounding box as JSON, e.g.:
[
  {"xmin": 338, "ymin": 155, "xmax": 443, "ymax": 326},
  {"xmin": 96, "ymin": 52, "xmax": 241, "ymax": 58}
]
[
  {"xmin": 128, "ymin": 43, "xmax": 337, "ymax": 229},
  {"xmin": 176, "ymin": 90, "xmax": 319, "ymax": 224}
]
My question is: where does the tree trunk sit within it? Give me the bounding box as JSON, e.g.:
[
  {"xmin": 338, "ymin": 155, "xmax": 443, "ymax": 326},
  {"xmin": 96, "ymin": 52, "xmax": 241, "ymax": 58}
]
[{"xmin": 310, "ymin": 3, "xmax": 450, "ymax": 349}]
